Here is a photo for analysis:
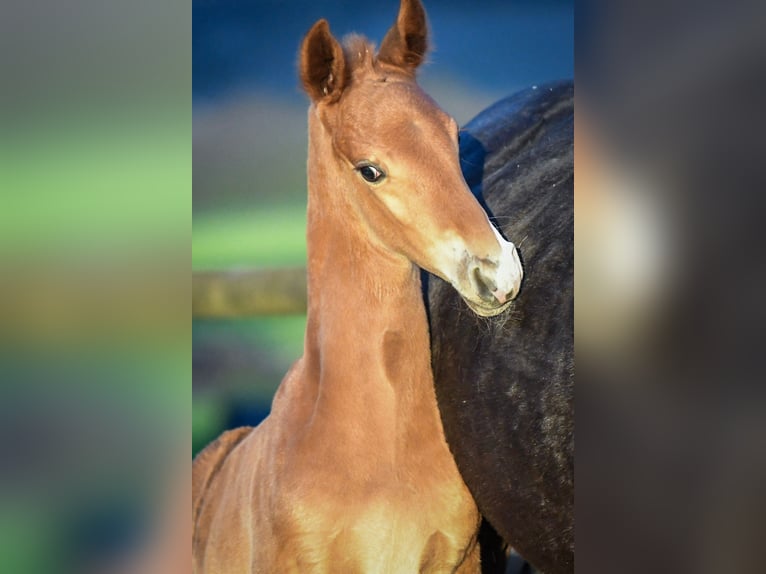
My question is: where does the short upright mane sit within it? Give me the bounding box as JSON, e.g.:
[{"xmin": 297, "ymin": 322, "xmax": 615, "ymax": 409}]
[
  {"xmin": 342, "ymin": 32, "xmax": 430, "ymax": 80},
  {"xmin": 342, "ymin": 34, "xmax": 380, "ymax": 77}
]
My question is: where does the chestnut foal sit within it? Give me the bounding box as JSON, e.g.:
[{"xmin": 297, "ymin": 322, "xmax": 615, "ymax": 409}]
[{"xmin": 192, "ymin": 1, "xmax": 523, "ymax": 572}]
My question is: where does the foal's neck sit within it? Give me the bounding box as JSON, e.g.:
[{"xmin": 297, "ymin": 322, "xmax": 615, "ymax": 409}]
[
  {"xmin": 299, "ymin": 110, "xmax": 436, "ymax": 433},
  {"xmin": 303, "ymin": 193, "xmax": 433, "ymax": 393}
]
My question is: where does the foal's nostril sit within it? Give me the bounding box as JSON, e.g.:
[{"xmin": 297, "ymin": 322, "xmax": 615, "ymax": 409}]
[
  {"xmin": 493, "ymin": 288, "xmax": 509, "ymax": 305},
  {"xmin": 472, "ymin": 267, "xmax": 498, "ymax": 303}
]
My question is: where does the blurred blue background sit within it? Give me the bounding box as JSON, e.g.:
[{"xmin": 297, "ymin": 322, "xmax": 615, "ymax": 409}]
[
  {"xmin": 192, "ymin": 0, "xmax": 573, "ymax": 455},
  {"xmin": 194, "ymin": 0, "xmax": 573, "ymax": 104}
]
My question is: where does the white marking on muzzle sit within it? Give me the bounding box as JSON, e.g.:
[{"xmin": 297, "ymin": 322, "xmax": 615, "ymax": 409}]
[{"xmin": 490, "ymin": 224, "xmax": 523, "ymax": 301}]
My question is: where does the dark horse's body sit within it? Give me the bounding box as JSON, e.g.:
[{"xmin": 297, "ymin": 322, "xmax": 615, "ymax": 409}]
[{"xmin": 427, "ymin": 82, "xmax": 573, "ymax": 574}]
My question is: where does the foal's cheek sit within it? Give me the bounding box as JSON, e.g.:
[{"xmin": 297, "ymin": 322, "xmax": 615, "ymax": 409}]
[
  {"xmin": 376, "ymin": 189, "xmax": 410, "ymax": 223},
  {"xmin": 356, "ymin": 187, "xmax": 410, "ymax": 241}
]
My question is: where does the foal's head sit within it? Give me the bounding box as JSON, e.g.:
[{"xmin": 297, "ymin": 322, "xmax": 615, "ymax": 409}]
[{"xmin": 300, "ymin": 0, "xmax": 523, "ymax": 316}]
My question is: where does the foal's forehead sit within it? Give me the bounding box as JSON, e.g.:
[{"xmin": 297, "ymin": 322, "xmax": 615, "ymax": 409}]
[{"xmin": 341, "ymin": 76, "xmax": 455, "ymax": 135}]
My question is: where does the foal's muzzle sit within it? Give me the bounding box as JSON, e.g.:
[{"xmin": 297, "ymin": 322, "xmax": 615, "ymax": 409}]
[{"xmin": 460, "ymin": 244, "xmax": 523, "ymax": 316}]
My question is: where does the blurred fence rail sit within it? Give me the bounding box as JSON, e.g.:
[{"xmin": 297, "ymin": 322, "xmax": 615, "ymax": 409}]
[{"xmin": 192, "ymin": 267, "xmax": 307, "ymax": 317}]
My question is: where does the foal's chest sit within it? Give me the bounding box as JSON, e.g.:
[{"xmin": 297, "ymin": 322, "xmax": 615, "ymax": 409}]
[{"xmin": 272, "ymin": 475, "xmax": 479, "ymax": 573}]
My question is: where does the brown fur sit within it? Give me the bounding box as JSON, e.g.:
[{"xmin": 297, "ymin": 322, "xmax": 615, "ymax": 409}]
[{"xmin": 193, "ymin": 2, "xmax": 522, "ymax": 572}]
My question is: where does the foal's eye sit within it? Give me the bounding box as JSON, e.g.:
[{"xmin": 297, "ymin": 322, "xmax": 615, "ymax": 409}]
[{"xmin": 357, "ymin": 163, "xmax": 385, "ymax": 184}]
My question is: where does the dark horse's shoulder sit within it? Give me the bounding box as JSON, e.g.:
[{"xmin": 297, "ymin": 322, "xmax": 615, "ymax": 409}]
[
  {"xmin": 429, "ymin": 81, "xmax": 573, "ymax": 574},
  {"xmin": 459, "ymin": 81, "xmax": 573, "ymax": 195}
]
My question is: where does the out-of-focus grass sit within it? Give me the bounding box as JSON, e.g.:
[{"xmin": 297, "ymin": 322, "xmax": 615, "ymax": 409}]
[
  {"xmin": 192, "ymin": 399, "xmax": 225, "ymax": 456},
  {"xmin": 193, "ymin": 316, "xmax": 306, "ymax": 366},
  {"xmin": 193, "ymin": 204, "xmax": 306, "ymax": 269},
  {"xmin": 0, "ymin": 109, "xmax": 190, "ymax": 258},
  {"xmin": 0, "ymin": 508, "xmax": 56, "ymax": 574}
]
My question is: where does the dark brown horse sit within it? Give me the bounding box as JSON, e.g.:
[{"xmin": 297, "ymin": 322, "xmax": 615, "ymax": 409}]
[{"xmin": 428, "ymin": 82, "xmax": 574, "ymax": 574}]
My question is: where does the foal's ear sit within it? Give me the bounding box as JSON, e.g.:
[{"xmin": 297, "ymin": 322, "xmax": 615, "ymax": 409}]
[
  {"xmin": 378, "ymin": 0, "xmax": 428, "ymax": 71},
  {"xmin": 300, "ymin": 19, "xmax": 347, "ymax": 103}
]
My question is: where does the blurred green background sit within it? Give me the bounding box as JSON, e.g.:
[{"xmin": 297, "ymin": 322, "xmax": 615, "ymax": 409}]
[{"xmin": 1, "ymin": 1, "xmax": 191, "ymax": 572}]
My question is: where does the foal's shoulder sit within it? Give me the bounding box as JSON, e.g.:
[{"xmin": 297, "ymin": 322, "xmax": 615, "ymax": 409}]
[{"xmin": 192, "ymin": 427, "xmax": 254, "ymax": 520}]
